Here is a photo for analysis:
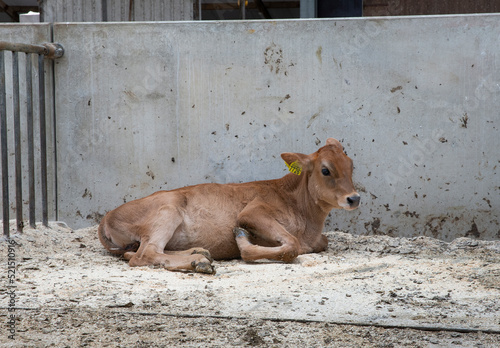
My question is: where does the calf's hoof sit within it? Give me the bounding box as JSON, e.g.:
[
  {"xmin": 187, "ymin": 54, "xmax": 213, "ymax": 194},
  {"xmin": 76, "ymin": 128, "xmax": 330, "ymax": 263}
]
[
  {"xmin": 192, "ymin": 260, "xmax": 216, "ymax": 275},
  {"xmin": 233, "ymin": 227, "xmax": 250, "ymax": 239}
]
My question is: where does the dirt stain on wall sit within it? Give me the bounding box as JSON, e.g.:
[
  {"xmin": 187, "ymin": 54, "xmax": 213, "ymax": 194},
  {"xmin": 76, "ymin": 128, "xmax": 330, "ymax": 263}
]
[{"xmin": 316, "ymin": 46, "xmax": 322, "ymax": 64}]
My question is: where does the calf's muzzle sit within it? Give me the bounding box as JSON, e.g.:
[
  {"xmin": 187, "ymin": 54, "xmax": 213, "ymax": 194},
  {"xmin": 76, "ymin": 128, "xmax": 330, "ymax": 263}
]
[{"xmin": 346, "ymin": 194, "xmax": 361, "ymax": 209}]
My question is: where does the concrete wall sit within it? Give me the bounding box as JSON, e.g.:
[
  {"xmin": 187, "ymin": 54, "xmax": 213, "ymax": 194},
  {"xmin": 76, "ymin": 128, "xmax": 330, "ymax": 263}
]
[
  {"xmin": 1, "ymin": 15, "xmax": 498, "ymax": 240},
  {"xmin": 52, "ymin": 15, "xmax": 500, "ymax": 240}
]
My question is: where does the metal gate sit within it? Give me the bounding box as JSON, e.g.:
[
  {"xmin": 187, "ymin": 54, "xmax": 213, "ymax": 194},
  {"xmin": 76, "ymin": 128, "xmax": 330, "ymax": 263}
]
[{"xmin": 0, "ymin": 41, "xmax": 64, "ymax": 238}]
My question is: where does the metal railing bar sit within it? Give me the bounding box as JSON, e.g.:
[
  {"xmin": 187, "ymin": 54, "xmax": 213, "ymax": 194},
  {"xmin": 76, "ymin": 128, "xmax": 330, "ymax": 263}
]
[
  {"xmin": 13, "ymin": 52, "xmax": 23, "ymax": 233},
  {"xmin": 38, "ymin": 54, "xmax": 48, "ymax": 227},
  {"xmin": 0, "ymin": 51, "xmax": 9, "ymax": 237},
  {"xmin": 0, "ymin": 41, "xmax": 46, "ymax": 55},
  {"xmin": 50, "ymin": 60, "xmax": 58, "ymax": 221},
  {"xmin": 26, "ymin": 53, "xmax": 35, "ymax": 228},
  {"xmin": 0, "ymin": 41, "xmax": 63, "ymax": 237},
  {"xmin": 0, "ymin": 42, "xmax": 64, "ymax": 59}
]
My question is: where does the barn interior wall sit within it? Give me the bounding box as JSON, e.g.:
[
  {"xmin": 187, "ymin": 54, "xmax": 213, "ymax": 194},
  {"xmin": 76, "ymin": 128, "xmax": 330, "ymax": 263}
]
[{"xmin": 1, "ymin": 14, "xmax": 499, "ymax": 240}]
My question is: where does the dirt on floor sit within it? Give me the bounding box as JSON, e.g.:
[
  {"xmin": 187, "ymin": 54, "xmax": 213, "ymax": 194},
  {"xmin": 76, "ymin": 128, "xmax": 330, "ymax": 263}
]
[{"xmin": 1, "ymin": 222, "xmax": 499, "ymax": 347}]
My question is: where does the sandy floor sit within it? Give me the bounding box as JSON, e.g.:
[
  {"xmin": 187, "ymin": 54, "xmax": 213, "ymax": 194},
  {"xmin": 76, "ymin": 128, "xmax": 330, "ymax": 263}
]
[{"xmin": 1, "ymin": 222, "xmax": 499, "ymax": 347}]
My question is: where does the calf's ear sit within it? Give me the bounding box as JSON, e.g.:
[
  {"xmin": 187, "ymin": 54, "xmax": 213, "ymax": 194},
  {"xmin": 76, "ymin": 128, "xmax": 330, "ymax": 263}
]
[
  {"xmin": 281, "ymin": 152, "xmax": 312, "ymax": 172},
  {"xmin": 326, "ymin": 137, "xmax": 342, "ymax": 149}
]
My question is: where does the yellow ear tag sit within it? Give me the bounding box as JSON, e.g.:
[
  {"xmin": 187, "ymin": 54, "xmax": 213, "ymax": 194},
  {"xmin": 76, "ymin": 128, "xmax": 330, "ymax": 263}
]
[{"xmin": 285, "ymin": 160, "xmax": 302, "ymax": 175}]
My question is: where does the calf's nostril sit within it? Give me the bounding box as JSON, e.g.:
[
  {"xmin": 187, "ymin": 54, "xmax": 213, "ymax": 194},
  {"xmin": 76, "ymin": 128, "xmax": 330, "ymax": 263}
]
[{"xmin": 347, "ymin": 195, "xmax": 360, "ymax": 206}]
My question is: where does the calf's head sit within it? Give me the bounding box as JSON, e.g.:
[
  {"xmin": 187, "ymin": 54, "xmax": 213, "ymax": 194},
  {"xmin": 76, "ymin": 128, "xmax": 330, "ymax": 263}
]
[{"xmin": 281, "ymin": 138, "xmax": 360, "ymax": 211}]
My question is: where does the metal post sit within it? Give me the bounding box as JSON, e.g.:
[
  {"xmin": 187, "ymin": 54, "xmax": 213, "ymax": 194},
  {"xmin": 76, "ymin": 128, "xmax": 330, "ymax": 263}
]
[
  {"xmin": 0, "ymin": 51, "xmax": 9, "ymax": 237},
  {"xmin": 13, "ymin": 52, "xmax": 23, "ymax": 232},
  {"xmin": 129, "ymin": 0, "xmax": 134, "ymax": 21},
  {"xmin": 39, "ymin": 54, "xmax": 48, "ymax": 227},
  {"xmin": 241, "ymin": 0, "xmax": 246, "ymax": 19},
  {"xmin": 51, "ymin": 59, "xmax": 58, "ymax": 222},
  {"xmin": 26, "ymin": 53, "xmax": 35, "ymax": 228},
  {"xmin": 102, "ymin": 0, "xmax": 108, "ymax": 21},
  {"xmin": 300, "ymin": 0, "xmax": 317, "ymax": 18}
]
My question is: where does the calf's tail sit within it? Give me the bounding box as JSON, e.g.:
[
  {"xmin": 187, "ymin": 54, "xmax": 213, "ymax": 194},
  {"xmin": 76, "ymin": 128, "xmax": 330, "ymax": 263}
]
[{"xmin": 98, "ymin": 217, "xmax": 139, "ymax": 255}]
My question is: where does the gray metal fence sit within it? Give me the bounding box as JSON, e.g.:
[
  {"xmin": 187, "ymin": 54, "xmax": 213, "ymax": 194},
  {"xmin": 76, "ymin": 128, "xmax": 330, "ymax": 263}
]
[{"xmin": 0, "ymin": 41, "xmax": 63, "ymax": 238}]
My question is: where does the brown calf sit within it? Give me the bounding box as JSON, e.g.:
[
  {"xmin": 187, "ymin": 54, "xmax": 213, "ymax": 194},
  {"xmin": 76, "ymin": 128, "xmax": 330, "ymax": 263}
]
[{"xmin": 98, "ymin": 138, "xmax": 360, "ymax": 274}]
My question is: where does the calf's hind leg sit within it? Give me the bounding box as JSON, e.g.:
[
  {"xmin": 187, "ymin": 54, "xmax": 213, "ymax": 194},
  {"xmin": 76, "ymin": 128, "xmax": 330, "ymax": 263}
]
[
  {"xmin": 123, "ymin": 206, "xmax": 215, "ymax": 274},
  {"xmin": 124, "ymin": 245, "xmax": 215, "ymax": 274}
]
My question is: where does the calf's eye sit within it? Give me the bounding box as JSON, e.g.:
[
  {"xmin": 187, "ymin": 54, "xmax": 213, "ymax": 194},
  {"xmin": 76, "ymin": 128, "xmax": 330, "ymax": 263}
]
[{"xmin": 321, "ymin": 168, "xmax": 330, "ymax": 176}]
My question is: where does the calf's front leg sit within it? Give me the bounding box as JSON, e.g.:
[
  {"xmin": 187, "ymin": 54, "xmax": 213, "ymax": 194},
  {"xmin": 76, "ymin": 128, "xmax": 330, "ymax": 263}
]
[
  {"xmin": 234, "ymin": 204, "xmax": 301, "ymax": 262},
  {"xmin": 233, "ymin": 227, "xmax": 297, "ymax": 262}
]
